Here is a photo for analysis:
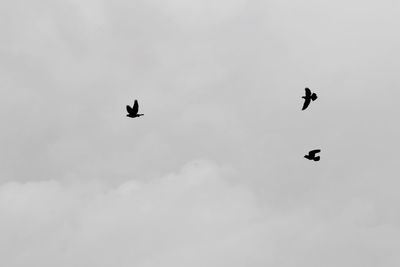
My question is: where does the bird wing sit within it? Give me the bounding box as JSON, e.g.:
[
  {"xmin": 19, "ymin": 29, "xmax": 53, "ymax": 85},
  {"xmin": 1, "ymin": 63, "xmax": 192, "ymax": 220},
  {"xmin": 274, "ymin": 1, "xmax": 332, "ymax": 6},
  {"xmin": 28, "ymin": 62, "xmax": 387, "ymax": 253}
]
[
  {"xmin": 131, "ymin": 100, "xmax": 139, "ymax": 115},
  {"xmin": 309, "ymin": 149, "xmax": 321, "ymax": 156},
  {"xmin": 302, "ymin": 98, "xmax": 311, "ymax": 110},
  {"xmin": 126, "ymin": 105, "xmax": 133, "ymax": 114},
  {"xmin": 304, "ymin": 88, "xmax": 311, "ymax": 97}
]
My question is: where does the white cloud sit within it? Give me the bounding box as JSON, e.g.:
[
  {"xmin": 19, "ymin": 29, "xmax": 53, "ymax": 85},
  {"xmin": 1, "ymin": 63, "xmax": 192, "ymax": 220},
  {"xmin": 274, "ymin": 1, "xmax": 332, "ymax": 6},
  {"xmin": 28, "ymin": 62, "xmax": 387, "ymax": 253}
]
[
  {"xmin": 0, "ymin": 160, "xmax": 259, "ymax": 266},
  {"xmin": 1, "ymin": 160, "xmax": 399, "ymax": 267}
]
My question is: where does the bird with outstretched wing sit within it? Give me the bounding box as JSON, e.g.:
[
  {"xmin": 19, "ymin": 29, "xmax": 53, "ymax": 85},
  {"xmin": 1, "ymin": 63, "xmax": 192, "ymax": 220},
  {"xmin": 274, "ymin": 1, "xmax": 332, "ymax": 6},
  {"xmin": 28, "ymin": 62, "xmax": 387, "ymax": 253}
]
[
  {"xmin": 126, "ymin": 100, "xmax": 144, "ymax": 118},
  {"xmin": 302, "ymin": 88, "xmax": 318, "ymax": 110},
  {"xmin": 304, "ymin": 149, "xmax": 321, "ymax": 161}
]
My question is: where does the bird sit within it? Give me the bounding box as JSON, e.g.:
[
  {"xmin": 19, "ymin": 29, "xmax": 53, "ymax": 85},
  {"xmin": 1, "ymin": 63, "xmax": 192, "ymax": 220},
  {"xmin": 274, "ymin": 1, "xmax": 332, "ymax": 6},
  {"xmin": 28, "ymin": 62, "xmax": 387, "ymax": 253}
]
[
  {"xmin": 302, "ymin": 87, "xmax": 318, "ymax": 110},
  {"xmin": 126, "ymin": 100, "xmax": 144, "ymax": 118},
  {"xmin": 304, "ymin": 149, "xmax": 321, "ymax": 161}
]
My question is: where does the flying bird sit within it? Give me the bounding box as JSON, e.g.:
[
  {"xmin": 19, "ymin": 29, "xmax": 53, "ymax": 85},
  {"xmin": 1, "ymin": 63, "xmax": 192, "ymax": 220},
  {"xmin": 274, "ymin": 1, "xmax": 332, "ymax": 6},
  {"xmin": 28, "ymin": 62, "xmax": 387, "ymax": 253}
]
[
  {"xmin": 304, "ymin": 149, "xmax": 321, "ymax": 161},
  {"xmin": 302, "ymin": 88, "xmax": 318, "ymax": 110},
  {"xmin": 126, "ymin": 100, "xmax": 144, "ymax": 118}
]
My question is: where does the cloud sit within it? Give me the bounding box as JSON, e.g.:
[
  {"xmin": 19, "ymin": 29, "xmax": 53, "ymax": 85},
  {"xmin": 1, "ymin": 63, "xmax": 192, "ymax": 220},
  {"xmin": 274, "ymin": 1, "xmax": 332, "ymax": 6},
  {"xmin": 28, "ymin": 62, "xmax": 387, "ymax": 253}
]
[
  {"xmin": 1, "ymin": 0, "xmax": 400, "ymax": 265},
  {"xmin": 0, "ymin": 160, "xmax": 258, "ymax": 266},
  {"xmin": 1, "ymin": 160, "xmax": 399, "ymax": 267}
]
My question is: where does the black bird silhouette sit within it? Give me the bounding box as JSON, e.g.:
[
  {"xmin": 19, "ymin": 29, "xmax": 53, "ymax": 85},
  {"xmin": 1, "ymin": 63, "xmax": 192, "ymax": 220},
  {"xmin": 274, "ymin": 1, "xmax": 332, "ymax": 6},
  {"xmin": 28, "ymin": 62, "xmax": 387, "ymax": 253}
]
[
  {"xmin": 304, "ymin": 149, "xmax": 321, "ymax": 161},
  {"xmin": 302, "ymin": 88, "xmax": 318, "ymax": 110},
  {"xmin": 126, "ymin": 100, "xmax": 144, "ymax": 118}
]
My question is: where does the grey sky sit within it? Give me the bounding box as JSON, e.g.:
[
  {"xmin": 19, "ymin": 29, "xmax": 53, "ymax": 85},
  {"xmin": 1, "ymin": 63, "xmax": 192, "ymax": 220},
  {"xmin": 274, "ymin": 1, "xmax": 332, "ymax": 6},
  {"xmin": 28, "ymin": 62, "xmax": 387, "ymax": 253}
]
[{"xmin": 1, "ymin": 0, "xmax": 400, "ymax": 266}]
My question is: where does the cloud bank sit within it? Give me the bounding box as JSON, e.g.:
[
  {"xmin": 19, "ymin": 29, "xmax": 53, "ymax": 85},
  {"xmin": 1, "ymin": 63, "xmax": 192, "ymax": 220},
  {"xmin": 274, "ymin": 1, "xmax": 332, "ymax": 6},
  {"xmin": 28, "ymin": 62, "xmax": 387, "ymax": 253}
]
[{"xmin": 0, "ymin": 160, "xmax": 399, "ymax": 267}]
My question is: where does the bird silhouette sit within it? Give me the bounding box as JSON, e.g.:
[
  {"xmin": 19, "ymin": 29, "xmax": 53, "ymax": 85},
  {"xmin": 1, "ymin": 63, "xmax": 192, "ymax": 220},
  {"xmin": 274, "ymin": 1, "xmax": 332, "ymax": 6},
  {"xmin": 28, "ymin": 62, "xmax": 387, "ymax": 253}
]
[
  {"xmin": 302, "ymin": 88, "xmax": 318, "ymax": 110},
  {"xmin": 126, "ymin": 100, "xmax": 144, "ymax": 118},
  {"xmin": 304, "ymin": 149, "xmax": 321, "ymax": 161}
]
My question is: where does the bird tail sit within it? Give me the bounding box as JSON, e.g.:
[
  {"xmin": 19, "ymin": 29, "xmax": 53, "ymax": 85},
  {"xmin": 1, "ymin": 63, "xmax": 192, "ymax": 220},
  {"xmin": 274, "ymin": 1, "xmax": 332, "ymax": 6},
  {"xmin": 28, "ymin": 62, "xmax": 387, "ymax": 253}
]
[{"xmin": 311, "ymin": 93, "xmax": 317, "ymax": 101}]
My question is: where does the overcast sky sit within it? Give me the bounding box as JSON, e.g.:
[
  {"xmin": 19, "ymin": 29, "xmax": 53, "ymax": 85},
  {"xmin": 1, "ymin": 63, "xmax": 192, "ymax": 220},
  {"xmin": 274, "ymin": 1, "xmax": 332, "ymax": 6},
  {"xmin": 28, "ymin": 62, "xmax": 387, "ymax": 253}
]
[{"xmin": 1, "ymin": 0, "xmax": 400, "ymax": 266}]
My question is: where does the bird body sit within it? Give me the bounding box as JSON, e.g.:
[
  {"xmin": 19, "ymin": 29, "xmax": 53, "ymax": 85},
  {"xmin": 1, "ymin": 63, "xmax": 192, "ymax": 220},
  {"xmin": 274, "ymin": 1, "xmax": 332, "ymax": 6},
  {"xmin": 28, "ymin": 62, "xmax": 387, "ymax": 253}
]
[
  {"xmin": 302, "ymin": 88, "xmax": 318, "ymax": 110},
  {"xmin": 304, "ymin": 149, "xmax": 321, "ymax": 161},
  {"xmin": 126, "ymin": 100, "xmax": 144, "ymax": 118}
]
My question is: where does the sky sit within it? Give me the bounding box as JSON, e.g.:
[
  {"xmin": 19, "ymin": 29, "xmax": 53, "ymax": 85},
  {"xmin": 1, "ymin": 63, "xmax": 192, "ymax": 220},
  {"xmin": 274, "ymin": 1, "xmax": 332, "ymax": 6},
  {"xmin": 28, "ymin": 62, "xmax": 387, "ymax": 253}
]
[{"xmin": 0, "ymin": 0, "xmax": 400, "ymax": 266}]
